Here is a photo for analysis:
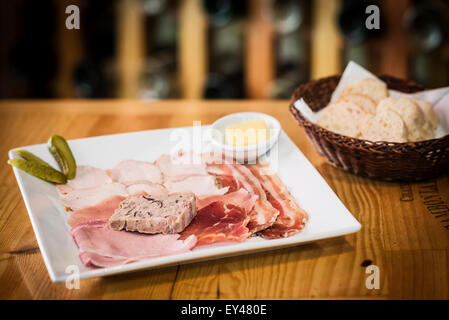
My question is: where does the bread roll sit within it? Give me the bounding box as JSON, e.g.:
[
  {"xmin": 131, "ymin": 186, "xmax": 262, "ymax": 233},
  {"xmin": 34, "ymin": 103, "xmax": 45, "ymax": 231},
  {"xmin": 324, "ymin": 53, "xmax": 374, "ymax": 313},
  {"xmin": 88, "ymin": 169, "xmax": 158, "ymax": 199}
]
[
  {"xmin": 415, "ymin": 100, "xmax": 439, "ymax": 129},
  {"xmin": 317, "ymin": 101, "xmax": 366, "ymax": 137},
  {"xmin": 337, "ymin": 93, "xmax": 376, "ymax": 114},
  {"xmin": 377, "ymin": 97, "xmax": 425, "ymax": 141},
  {"xmin": 340, "ymin": 78, "xmax": 389, "ymax": 104},
  {"xmin": 360, "ymin": 110, "xmax": 408, "ymax": 143}
]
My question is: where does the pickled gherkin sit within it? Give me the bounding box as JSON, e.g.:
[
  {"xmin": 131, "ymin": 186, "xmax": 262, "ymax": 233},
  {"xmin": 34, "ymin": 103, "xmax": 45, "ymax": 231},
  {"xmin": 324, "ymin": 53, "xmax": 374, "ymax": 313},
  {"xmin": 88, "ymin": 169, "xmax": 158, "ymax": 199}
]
[
  {"xmin": 15, "ymin": 149, "xmax": 52, "ymax": 168},
  {"xmin": 47, "ymin": 135, "xmax": 77, "ymax": 180},
  {"xmin": 8, "ymin": 159, "xmax": 67, "ymax": 184}
]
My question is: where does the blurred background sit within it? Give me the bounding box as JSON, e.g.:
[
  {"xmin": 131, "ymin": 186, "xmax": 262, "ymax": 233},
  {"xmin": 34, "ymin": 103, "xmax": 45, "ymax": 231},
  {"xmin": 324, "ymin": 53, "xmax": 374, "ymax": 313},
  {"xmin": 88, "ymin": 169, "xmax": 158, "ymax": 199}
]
[{"xmin": 0, "ymin": 0, "xmax": 448, "ymax": 100}]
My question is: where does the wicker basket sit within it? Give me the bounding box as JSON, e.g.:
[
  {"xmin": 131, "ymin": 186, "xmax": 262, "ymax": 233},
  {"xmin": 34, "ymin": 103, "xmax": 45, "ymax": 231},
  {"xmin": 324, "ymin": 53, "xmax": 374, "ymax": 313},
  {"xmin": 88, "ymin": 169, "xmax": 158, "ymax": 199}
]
[{"xmin": 289, "ymin": 75, "xmax": 449, "ymax": 182}]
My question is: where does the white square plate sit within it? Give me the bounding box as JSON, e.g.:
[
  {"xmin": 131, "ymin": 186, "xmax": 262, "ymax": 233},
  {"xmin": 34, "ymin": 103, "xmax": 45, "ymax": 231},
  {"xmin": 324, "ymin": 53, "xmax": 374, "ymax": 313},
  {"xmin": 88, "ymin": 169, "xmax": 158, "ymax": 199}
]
[{"xmin": 9, "ymin": 126, "xmax": 361, "ymax": 282}]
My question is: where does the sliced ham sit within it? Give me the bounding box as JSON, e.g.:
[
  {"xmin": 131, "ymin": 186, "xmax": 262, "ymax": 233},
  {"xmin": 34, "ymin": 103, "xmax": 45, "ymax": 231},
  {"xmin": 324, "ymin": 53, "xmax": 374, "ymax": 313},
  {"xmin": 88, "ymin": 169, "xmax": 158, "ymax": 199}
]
[
  {"xmin": 60, "ymin": 182, "xmax": 128, "ymax": 211},
  {"xmin": 156, "ymin": 152, "xmax": 209, "ymax": 182},
  {"xmin": 107, "ymin": 160, "xmax": 163, "ymax": 185},
  {"xmin": 180, "ymin": 202, "xmax": 249, "ymax": 246},
  {"xmin": 71, "ymin": 220, "xmax": 197, "ymax": 267},
  {"xmin": 67, "ymin": 195, "xmax": 126, "ymax": 227},
  {"xmin": 126, "ymin": 182, "xmax": 168, "ymax": 197},
  {"xmin": 207, "ymin": 163, "xmax": 279, "ymax": 233},
  {"xmin": 247, "ymin": 164, "xmax": 309, "ymax": 239},
  {"xmin": 164, "ymin": 175, "xmax": 228, "ymax": 198},
  {"xmin": 196, "ymin": 188, "xmax": 257, "ymax": 212},
  {"xmin": 66, "ymin": 184, "xmax": 168, "ymax": 227},
  {"xmin": 57, "ymin": 166, "xmax": 112, "ymax": 194}
]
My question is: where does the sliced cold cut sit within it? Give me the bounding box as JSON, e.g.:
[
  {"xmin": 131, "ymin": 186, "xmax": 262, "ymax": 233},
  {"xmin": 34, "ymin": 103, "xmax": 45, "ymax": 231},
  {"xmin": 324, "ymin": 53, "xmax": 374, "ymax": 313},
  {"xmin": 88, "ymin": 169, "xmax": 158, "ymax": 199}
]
[
  {"xmin": 71, "ymin": 220, "xmax": 197, "ymax": 267},
  {"xmin": 180, "ymin": 201, "xmax": 250, "ymax": 246},
  {"xmin": 57, "ymin": 165, "xmax": 112, "ymax": 194},
  {"xmin": 107, "ymin": 160, "xmax": 163, "ymax": 185},
  {"xmin": 247, "ymin": 164, "xmax": 309, "ymax": 239}
]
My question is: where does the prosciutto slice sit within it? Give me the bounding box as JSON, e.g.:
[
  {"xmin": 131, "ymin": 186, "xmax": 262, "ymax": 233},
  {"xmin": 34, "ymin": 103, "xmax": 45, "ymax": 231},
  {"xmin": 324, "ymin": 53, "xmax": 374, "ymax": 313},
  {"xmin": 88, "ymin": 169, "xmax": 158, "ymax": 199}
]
[
  {"xmin": 60, "ymin": 182, "xmax": 128, "ymax": 211},
  {"xmin": 207, "ymin": 163, "xmax": 279, "ymax": 233},
  {"xmin": 57, "ymin": 166, "xmax": 112, "ymax": 194},
  {"xmin": 107, "ymin": 160, "xmax": 163, "ymax": 185},
  {"xmin": 196, "ymin": 188, "xmax": 256, "ymax": 212},
  {"xmin": 71, "ymin": 220, "xmax": 197, "ymax": 267},
  {"xmin": 180, "ymin": 202, "xmax": 250, "ymax": 246},
  {"xmin": 247, "ymin": 164, "xmax": 309, "ymax": 238}
]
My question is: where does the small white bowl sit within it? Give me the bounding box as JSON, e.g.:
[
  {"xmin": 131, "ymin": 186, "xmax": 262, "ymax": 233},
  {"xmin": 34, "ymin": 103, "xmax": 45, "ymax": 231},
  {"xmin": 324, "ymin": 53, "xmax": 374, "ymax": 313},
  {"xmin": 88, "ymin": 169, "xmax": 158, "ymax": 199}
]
[{"xmin": 209, "ymin": 112, "xmax": 281, "ymax": 163}]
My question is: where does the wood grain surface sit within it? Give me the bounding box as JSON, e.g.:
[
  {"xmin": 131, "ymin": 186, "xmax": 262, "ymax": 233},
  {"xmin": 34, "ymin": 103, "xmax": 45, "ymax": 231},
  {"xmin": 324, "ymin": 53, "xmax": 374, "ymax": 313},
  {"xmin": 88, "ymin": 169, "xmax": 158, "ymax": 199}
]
[{"xmin": 0, "ymin": 100, "xmax": 448, "ymax": 299}]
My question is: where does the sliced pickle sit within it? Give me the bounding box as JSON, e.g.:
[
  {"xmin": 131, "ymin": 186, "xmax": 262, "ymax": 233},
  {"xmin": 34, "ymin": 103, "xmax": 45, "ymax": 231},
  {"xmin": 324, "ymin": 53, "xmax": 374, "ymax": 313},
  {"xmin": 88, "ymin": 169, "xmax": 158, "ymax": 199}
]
[
  {"xmin": 15, "ymin": 149, "xmax": 52, "ymax": 168},
  {"xmin": 8, "ymin": 159, "xmax": 67, "ymax": 184},
  {"xmin": 48, "ymin": 135, "xmax": 77, "ymax": 180}
]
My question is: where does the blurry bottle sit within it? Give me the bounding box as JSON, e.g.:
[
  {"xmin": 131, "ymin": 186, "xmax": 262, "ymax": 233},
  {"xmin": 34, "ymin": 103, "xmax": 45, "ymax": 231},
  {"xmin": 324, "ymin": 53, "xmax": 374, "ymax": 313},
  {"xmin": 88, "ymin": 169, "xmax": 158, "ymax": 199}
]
[
  {"xmin": 9, "ymin": 0, "xmax": 57, "ymax": 98},
  {"xmin": 73, "ymin": 0, "xmax": 117, "ymax": 98},
  {"xmin": 141, "ymin": 0, "xmax": 168, "ymax": 16},
  {"xmin": 405, "ymin": 1, "xmax": 449, "ymax": 87},
  {"xmin": 205, "ymin": 15, "xmax": 245, "ymax": 99},
  {"xmin": 202, "ymin": 0, "xmax": 247, "ymax": 27},
  {"xmin": 141, "ymin": 2, "xmax": 179, "ymax": 99},
  {"xmin": 403, "ymin": 1, "xmax": 446, "ymax": 53},
  {"xmin": 203, "ymin": 72, "xmax": 244, "ymax": 99},
  {"xmin": 267, "ymin": 1, "xmax": 310, "ymax": 99},
  {"xmin": 264, "ymin": 0, "xmax": 303, "ymax": 35}
]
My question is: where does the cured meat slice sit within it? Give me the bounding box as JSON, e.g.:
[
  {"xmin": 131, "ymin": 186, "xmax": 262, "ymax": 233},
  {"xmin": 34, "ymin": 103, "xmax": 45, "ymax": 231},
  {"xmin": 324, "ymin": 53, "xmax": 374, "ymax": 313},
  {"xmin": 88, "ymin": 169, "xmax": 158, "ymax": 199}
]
[
  {"xmin": 208, "ymin": 163, "xmax": 279, "ymax": 233},
  {"xmin": 180, "ymin": 202, "xmax": 250, "ymax": 246},
  {"xmin": 247, "ymin": 164, "xmax": 309, "ymax": 238},
  {"xmin": 164, "ymin": 175, "xmax": 228, "ymax": 198},
  {"xmin": 67, "ymin": 195, "xmax": 126, "ymax": 227},
  {"xmin": 57, "ymin": 166, "xmax": 112, "ymax": 194},
  {"xmin": 231, "ymin": 165, "xmax": 279, "ymax": 233},
  {"xmin": 126, "ymin": 182, "xmax": 168, "ymax": 197},
  {"xmin": 71, "ymin": 220, "xmax": 197, "ymax": 268},
  {"xmin": 207, "ymin": 163, "xmax": 240, "ymax": 193},
  {"xmin": 60, "ymin": 182, "xmax": 128, "ymax": 211},
  {"xmin": 156, "ymin": 152, "xmax": 209, "ymax": 182},
  {"xmin": 107, "ymin": 160, "xmax": 163, "ymax": 185},
  {"xmin": 196, "ymin": 188, "xmax": 256, "ymax": 212}
]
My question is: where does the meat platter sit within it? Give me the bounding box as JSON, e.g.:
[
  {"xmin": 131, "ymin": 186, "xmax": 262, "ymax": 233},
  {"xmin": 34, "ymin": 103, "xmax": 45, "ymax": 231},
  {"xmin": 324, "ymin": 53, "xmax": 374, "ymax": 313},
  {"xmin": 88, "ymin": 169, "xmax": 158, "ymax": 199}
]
[{"xmin": 8, "ymin": 126, "xmax": 361, "ymax": 282}]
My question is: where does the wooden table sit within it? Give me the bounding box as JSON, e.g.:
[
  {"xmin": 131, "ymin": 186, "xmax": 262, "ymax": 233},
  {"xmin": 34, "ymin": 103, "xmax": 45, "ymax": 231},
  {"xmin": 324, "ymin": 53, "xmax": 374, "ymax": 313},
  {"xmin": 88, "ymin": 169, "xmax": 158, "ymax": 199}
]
[{"xmin": 0, "ymin": 100, "xmax": 448, "ymax": 299}]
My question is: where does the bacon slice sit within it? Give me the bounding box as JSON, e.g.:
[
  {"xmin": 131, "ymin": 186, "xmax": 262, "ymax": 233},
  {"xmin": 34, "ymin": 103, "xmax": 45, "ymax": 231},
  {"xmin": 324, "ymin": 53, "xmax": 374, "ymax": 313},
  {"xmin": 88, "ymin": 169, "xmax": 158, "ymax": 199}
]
[
  {"xmin": 107, "ymin": 160, "xmax": 163, "ymax": 185},
  {"xmin": 247, "ymin": 164, "xmax": 309, "ymax": 239},
  {"xmin": 57, "ymin": 166, "xmax": 112, "ymax": 194},
  {"xmin": 71, "ymin": 220, "xmax": 197, "ymax": 267},
  {"xmin": 60, "ymin": 183, "xmax": 128, "ymax": 211},
  {"xmin": 207, "ymin": 163, "xmax": 279, "ymax": 233},
  {"xmin": 180, "ymin": 202, "xmax": 249, "ymax": 246}
]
